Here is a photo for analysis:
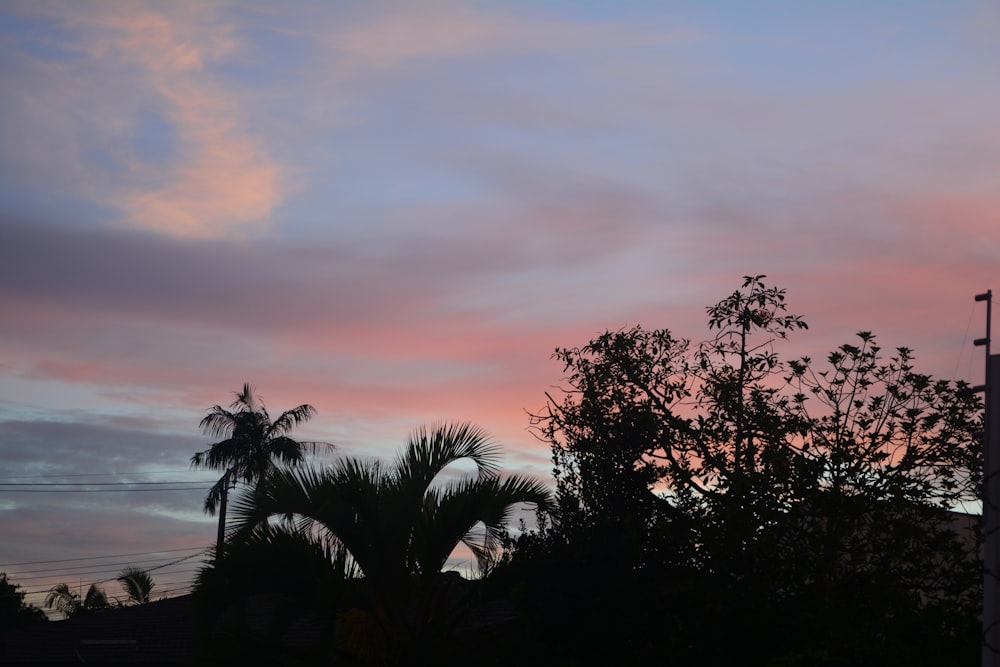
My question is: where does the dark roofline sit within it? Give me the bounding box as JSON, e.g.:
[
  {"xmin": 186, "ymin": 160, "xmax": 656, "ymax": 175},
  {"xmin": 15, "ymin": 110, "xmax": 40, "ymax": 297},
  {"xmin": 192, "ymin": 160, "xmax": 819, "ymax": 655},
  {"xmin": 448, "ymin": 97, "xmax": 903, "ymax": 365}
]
[{"xmin": 1, "ymin": 594, "xmax": 193, "ymax": 665}]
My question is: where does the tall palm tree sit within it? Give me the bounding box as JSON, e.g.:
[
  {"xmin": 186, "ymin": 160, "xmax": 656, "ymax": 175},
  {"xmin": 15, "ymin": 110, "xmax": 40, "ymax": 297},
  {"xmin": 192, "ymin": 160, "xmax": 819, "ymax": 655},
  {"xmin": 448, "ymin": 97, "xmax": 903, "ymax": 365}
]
[
  {"xmin": 228, "ymin": 422, "xmax": 551, "ymax": 656},
  {"xmin": 116, "ymin": 567, "xmax": 155, "ymax": 605},
  {"xmin": 191, "ymin": 383, "xmax": 325, "ymax": 557}
]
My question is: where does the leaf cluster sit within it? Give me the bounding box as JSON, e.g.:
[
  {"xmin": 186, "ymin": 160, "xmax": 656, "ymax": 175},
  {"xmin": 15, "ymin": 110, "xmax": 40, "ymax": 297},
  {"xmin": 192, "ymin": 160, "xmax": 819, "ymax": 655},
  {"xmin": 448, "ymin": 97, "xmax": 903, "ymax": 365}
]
[
  {"xmin": 513, "ymin": 277, "xmax": 983, "ymax": 665},
  {"xmin": 191, "ymin": 382, "xmax": 327, "ymax": 515},
  {"xmin": 0, "ymin": 573, "xmax": 47, "ymax": 629}
]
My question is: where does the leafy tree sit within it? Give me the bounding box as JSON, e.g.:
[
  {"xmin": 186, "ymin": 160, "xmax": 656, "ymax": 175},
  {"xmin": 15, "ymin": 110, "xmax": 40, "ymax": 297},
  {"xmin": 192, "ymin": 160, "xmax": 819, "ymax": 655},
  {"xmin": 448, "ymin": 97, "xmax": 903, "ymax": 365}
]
[
  {"xmin": 535, "ymin": 278, "xmax": 811, "ymax": 570},
  {"xmin": 191, "ymin": 383, "xmax": 325, "ymax": 557},
  {"xmin": 0, "ymin": 573, "xmax": 46, "ymax": 629},
  {"xmin": 778, "ymin": 333, "xmax": 982, "ymax": 651},
  {"xmin": 522, "ymin": 276, "xmax": 981, "ymax": 665},
  {"xmin": 116, "ymin": 567, "xmax": 155, "ymax": 605},
  {"xmin": 786, "ymin": 331, "xmax": 980, "ymax": 508}
]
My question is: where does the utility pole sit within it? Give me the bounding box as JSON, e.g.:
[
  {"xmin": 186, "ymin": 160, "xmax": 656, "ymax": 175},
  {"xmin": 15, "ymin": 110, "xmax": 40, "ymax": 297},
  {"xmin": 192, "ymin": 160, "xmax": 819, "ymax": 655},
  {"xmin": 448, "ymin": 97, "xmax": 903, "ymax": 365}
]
[
  {"xmin": 215, "ymin": 469, "xmax": 231, "ymax": 563},
  {"xmin": 978, "ymin": 289, "xmax": 997, "ymax": 667}
]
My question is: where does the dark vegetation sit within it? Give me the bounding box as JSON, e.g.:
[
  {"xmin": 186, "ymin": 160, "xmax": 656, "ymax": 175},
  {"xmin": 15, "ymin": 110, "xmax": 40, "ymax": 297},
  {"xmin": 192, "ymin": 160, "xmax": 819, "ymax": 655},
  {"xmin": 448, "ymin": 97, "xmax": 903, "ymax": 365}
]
[
  {"xmin": 3, "ymin": 278, "xmax": 984, "ymax": 665},
  {"xmin": 0, "ymin": 574, "xmax": 47, "ymax": 629},
  {"xmin": 491, "ymin": 276, "xmax": 982, "ymax": 666},
  {"xmin": 191, "ymin": 418, "xmax": 550, "ymax": 665},
  {"xmin": 38, "ymin": 567, "xmax": 158, "ymax": 620}
]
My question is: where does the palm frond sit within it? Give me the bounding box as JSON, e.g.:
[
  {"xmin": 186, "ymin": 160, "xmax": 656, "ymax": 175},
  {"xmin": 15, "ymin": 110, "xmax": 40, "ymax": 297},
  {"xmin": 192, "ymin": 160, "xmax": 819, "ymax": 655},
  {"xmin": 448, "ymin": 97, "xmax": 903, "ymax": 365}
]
[
  {"xmin": 44, "ymin": 584, "xmax": 78, "ymax": 615},
  {"xmin": 191, "ymin": 438, "xmax": 240, "ymax": 472},
  {"xmin": 194, "ymin": 385, "xmax": 324, "ymax": 516},
  {"xmin": 231, "ymin": 382, "xmax": 261, "ymax": 413},
  {"xmin": 268, "ymin": 404, "xmax": 318, "ymax": 435},
  {"xmin": 395, "ymin": 422, "xmax": 503, "ymax": 495},
  {"xmin": 116, "ymin": 567, "xmax": 154, "ymax": 604},
  {"xmin": 220, "ymin": 421, "xmax": 552, "ymax": 611},
  {"xmin": 412, "ymin": 474, "xmax": 552, "ymax": 575},
  {"xmin": 198, "ymin": 408, "xmax": 238, "ymax": 439}
]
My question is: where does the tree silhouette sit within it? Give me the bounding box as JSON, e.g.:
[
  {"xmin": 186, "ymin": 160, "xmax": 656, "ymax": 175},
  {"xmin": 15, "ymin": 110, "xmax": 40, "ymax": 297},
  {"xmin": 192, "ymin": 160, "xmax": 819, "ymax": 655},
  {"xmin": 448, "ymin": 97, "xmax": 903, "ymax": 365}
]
[
  {"xmin": 227, "ymin": 421, "xmax": 551, "ymax": 661},
  {"xmin": 43, "ymin": 583, "xmax": 110, "ymax": 619},
  {"xmin": 517, "ymin": 276, "xmax": 981, "ymax": 665},
  {"xmin": 116, "ymin": 567, "xmax": 155, "ymax": 605},
  {"xmin": 0, "ymin": 573, "xmax": 46, "ymax": 628},
  {"xmin": 191, "ymin": 383, "xmax": 325, "ymax": 557}
]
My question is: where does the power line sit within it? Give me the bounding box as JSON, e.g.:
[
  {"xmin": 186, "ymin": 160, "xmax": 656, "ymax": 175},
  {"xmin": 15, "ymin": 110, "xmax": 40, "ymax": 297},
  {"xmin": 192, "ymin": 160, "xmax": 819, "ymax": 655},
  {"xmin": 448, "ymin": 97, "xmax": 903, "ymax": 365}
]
[
  {"xmin": 15, "ymin": 574, "xmax": 202, "ymax": 595},
  {"xmin": 3, "ymin": 546, "xmax": 206, "ymax": 567},
  {"xmin": 0, "ymin": 487, "xmax": 213, "ymax": 493},
  {"xmin": 22, "ymin": 571, "xmax": 201, "ymax": 597},
  {"xmin": 0, "ymin": 470, "xmax": 213, "ymax": 481},
  {"xmin": 23, "ymin": 579, "xmax": 199, "ymax": 598},
  {"xmin": 11, "ymin": 555, "xmax": 205, "ymax": 577},
  {"xmin": 0, "ymin": 481, "xmax": 211, "ymax": 486},
  {"xmin": 11, "ymin": 557, "xmax": 205, "ymax": 576},
  {"xmin": 90, "ymin": 551, "xmax": 207, "ymax": 584},
  {"xmin": 18, "ymin": 552, "xmax": 209, "ymax": 596},
  {"xmin": 22, "ymin": 576, "xmax": 197, "ymax": 598},
  {"xmin": 12, "ymin": 565, "xmax": 201, "ymax": 585}
]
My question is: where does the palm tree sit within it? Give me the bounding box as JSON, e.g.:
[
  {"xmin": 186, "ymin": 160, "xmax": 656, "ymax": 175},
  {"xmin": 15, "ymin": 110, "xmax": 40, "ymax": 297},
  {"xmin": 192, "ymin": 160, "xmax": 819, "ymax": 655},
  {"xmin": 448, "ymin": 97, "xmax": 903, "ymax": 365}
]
[
  {"xmin": 228, "ymin": 422, "xmax": 551, "ymax": 657},
  {"xmin": 116, "ymin": 567, "xmax": 155, "ymax": 605},
  {"xmin": 44, "ymin": 583, "xmax": 110, "ymax": 619},
  {"xmin": 191, "ymin": 383, "xmax": 325, "ymax": 557}
]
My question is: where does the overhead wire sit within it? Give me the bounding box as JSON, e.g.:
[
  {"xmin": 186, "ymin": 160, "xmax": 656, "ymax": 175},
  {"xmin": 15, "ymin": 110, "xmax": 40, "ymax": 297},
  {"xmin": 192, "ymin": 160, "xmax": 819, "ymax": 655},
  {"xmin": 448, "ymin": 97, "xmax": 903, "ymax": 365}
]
[
  {"xmin": 3, "ymin": 546, "xmax": 207, "ymax": 567},
  {"xmin": 2, "ymin": 469, "xmax": 220, "ymax": 609},
  {"xmin": 89, "ymin": 550, "xmax": 207, "ymax": 585},
  {"xmin": 21, "ymin": 576, "xmax": 200, "ymax": 598},
  {"xmin": 0, "ymin": 487, "xmax": 213, "ymax": 492},
  {"xmin": 0, "ymin": 481, "xmax": 213, "ymax": 486},
  {"xmin": 11, "ymin": 556, "xmax": 205, "ymax": 579},
  {"xmin": 0, "ymin": 469, "xmax": 214, "ymax": 480},
  {"xmin": 15, "ymin": 550, "xmax": 211, "ymax": 597}
]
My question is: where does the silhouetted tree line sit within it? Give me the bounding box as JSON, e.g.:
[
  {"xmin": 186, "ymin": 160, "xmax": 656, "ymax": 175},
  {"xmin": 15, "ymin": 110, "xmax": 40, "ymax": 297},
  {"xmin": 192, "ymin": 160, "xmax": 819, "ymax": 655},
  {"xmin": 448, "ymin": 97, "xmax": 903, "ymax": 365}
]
[
  {"xmin": 40, "ymin": 567, "xmax": 158, "ymax": 619},
  {"xmin": 488, "ymin": 276, "xmax": 983, "ymax": 666},
  {"xmin": 190, "ymin": 405, "xmax": 549, "ymax": 666},
  {"xmin": 191, "ymin": 279, "xmax": 984, "ymax": 665},
  {"xmin": 5, "ymin": 278, "xmax": 982, "ymax": 666}
]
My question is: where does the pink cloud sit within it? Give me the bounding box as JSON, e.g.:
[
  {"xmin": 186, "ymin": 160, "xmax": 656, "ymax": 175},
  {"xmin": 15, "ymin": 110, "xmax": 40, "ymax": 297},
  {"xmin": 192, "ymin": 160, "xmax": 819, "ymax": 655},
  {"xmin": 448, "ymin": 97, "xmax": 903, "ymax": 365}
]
[{"xmin": 6, "ymin": 3, "xmax": 285, "ymax": 238}]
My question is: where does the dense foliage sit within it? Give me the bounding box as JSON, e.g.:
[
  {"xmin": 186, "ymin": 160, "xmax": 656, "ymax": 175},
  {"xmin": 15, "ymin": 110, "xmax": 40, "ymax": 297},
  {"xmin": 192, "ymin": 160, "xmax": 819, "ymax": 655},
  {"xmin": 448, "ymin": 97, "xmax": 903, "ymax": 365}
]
[
  {"xmin": 496, "ymin": 277, "xmax": 982, "ymax": 666},
  {"xmin": 193, "ymin": 422, "xmax": 550, "ymax": 665},
  {"xmin": 39, "ymin": 567, "xmax": 158, "ymax": 621},
  {"xmin": 186, "ymin": 287, "xmax": 983, "ymax": 665},
  {"xmin": 43, "ymin": 582, "xmax": 112, "ymax": 619},
  {"xmin": 0, "ymin": 573, "xmax": 46, "ymax": 629}
]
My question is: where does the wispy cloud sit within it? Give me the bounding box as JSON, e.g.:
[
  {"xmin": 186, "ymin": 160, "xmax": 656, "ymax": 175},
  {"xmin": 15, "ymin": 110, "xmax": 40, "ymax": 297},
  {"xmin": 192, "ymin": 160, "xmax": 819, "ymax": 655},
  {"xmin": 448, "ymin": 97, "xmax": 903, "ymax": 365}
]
[{"xmin": 3, "ymin": 2, "xmax": 284, "ymax": 237}]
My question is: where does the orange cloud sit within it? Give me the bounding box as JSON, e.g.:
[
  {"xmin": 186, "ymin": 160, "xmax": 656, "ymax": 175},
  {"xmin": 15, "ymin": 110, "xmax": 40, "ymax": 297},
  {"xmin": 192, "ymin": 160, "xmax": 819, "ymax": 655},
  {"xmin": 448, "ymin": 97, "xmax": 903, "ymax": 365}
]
[{"xmin": 104, "ymin": 10, "xmax": 282, "ymax": 238}]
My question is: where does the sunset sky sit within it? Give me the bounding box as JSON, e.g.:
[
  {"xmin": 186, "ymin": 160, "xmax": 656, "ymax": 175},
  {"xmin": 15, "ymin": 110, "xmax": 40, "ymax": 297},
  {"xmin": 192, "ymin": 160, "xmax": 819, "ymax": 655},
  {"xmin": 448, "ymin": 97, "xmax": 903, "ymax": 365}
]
[{"xmin": 1, "ymin": 0, "xmax": 998, "ymax": 612}]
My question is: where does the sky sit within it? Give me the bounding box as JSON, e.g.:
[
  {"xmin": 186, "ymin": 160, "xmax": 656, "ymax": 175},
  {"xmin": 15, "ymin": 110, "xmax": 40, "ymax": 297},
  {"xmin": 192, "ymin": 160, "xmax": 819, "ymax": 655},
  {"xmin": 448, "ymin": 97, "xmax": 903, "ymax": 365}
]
[{"xmin": 1, "ymin": 0, "xmax": 999, "ymax": 614}]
